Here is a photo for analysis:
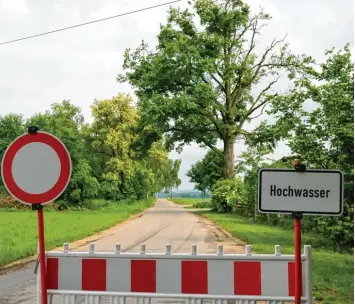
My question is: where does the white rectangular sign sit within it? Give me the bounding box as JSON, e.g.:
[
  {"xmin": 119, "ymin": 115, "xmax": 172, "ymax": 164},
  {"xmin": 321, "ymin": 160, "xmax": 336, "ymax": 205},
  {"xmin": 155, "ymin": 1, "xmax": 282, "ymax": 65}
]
[{"xmin": 258, "ymin": 168, "xmax": 343, "ymax": 216}]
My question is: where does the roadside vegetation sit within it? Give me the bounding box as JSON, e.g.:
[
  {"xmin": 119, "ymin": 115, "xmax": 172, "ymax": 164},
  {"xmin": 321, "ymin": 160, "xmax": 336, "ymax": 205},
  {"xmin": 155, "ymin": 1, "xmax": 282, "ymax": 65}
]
[
  {"xmin": 187, "ymin": 44, "xmax": 353, "ymax": 253},
  {"xmin": 0, "ymin": 95, "xmax": 182, "ymax": 211},
  {"xmin": 171, "ymin": 198, "xmax": 212, "ymax": 209},
  {"xmin": 0, "ymin": 199, "xmax": 154, "ymax": 267},
  {"xmin": 197, "ymin": 211, "xmax": 353, "ymax": 304}
]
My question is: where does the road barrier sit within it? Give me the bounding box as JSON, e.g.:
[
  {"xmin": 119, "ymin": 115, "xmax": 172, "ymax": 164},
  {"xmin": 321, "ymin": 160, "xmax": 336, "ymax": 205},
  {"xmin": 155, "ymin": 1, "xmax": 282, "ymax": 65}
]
[{"xmin": 38, "ymin": 243, "xmax": 312, "ymax": 304}]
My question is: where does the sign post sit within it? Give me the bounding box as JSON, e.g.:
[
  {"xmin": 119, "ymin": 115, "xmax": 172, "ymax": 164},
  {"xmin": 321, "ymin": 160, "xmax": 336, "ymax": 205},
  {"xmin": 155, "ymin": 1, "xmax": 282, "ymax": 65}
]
[
  {"xmin": 293, "ymin": 212, "xmax": 302, "ymax": 304},
  {"xmin": 258, "ymin": 164, "xmax": 343, "ymax": 304},
  {"xmin": 1, "ymin": 127, "xmax": 71, "ymax": 304}
]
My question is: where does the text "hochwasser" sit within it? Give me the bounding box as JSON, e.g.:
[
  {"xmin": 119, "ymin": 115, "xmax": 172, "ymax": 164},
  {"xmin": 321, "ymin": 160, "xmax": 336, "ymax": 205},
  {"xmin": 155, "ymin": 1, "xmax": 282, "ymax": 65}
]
[{"xmin": 270, "ymin": 185, "xmax": 331, "ymax": 198}]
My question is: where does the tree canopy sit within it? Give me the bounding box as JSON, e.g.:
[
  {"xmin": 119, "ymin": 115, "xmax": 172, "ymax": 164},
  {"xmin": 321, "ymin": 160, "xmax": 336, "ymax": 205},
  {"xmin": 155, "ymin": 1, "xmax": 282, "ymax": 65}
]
[
  {"xmin": 0, "ymin": 95, "xmax": 181, "ymax": 207},
  {"xmin": 187, "ymin": 149, "xmax": 224, "ymax": 194},
  {"xmin": 227, "ymin": 44, "xmax": 354, "ymax": 250},
  {"xmin": 118, "ymin": 0, "xmax": 312, "ymax": 179}
]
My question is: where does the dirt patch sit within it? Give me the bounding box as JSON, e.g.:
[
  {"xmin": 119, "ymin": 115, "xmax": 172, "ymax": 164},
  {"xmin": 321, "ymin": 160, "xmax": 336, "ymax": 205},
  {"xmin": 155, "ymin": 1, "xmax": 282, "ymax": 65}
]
[{"xmin": 193, "ymin": 212, "xmax": 246, "ymax": 254}]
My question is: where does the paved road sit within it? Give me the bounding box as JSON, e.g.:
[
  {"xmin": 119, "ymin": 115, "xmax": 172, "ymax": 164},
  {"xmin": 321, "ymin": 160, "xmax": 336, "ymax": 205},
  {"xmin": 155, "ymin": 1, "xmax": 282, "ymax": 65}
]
[{"xmin": 0, "ymin": 199, "xmax": 244, "ymax": 304}]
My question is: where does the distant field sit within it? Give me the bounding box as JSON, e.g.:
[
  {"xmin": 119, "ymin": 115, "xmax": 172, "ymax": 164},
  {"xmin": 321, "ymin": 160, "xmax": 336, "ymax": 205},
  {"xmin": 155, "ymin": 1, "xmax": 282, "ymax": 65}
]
[
  {"xmin": 0, "ymin": 199, "xmax": 154, "ymax": 267},
  {"xmin": 197, "ymin": 211, "xmax": 354, "ymax": 304},
  {"xmin": 170, "ymin": 198, "xmax": 210, "ymax": 206}
]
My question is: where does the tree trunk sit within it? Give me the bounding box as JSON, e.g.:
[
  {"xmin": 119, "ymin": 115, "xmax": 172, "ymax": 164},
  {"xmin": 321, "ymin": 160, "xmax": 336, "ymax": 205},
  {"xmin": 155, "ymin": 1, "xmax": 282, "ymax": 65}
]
[{"xmin": 223, "ymin": 136, "xmax": 235, "ymax": 179}]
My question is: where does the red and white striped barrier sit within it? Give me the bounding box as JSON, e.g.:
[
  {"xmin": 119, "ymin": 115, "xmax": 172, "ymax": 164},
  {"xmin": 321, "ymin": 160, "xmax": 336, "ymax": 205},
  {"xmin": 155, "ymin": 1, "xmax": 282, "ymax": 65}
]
[{"xmin": 42, "ymin": 243, "xmax": 312, "ymax": 304}]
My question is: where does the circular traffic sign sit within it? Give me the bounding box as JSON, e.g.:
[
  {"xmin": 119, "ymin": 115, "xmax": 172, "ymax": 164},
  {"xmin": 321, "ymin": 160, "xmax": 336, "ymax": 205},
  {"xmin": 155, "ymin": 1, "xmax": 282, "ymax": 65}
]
[{"xmin": 1, "ymin": 131, "xmax": 72, "ymax": 205}]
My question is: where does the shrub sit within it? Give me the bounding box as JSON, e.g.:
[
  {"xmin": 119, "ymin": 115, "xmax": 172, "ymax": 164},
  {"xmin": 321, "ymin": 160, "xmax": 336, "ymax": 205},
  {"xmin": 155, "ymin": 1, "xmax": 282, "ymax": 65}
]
[
  {"xmin": 192, "ymin": 200, "xmax": 212, "ymax": 208},
  {"xmin": 211, "ymin": 179, "xmax": 245, "ymax": 213},
  {"xmin": 69, "ymin": 189, "xmax": 81, "ymax": 203}
]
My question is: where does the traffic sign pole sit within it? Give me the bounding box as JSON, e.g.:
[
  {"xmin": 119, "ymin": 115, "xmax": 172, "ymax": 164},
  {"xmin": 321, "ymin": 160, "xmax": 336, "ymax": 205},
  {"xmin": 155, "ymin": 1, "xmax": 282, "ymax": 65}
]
[
  {"xmin": 292, "ymin": 162, "xmax": 305, "ymax": 304},
  {"xmin": 34, "ymin": 204, "xmax": 48, "ymax": 304},
  {"xmin": 293, "ymin": 212, "xmax": 302, "ymax": 304}
]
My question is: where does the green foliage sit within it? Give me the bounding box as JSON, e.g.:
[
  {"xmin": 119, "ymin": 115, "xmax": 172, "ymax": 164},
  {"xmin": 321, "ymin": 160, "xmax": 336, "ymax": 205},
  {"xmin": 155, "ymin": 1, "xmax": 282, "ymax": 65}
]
[
  {"xmin": 187, "ymin": 149, "xmax": 224, "ymax": 193},
  {"xmin": 131, "ymin": 164, "xmax": 154, "ymax": 200},
  {"xmin": 192, "ymin": 200, "xmax": 212, "ymax": 209},
  {"xmin": 0, "ymin": 114, "xmax": 26, "ymax": 192},
  {"xmin": 0, "ymin": 95, "xmax": 179, "ymax": 206},
  {"xmin": 118, "ymin": 0, "xmax": 312, "ymax": 179},
  {"xmin": 68, "ymin": 159, "xmax": 100, "ymax": 203},
  {"xmin": 244, "ymin": 45, "xmax": 354, "ymax": 251},
  {"xmin": 87, "ymin": 93, "xmax": 138, "ymax": 199},
  {"xmin": 211, "ymin": 178, "xmax": 244, "ymax": 213},
  {"xmin": 161, "ymin": 159, "xmax": 182, "ymax": 198},
  {"xmin": 219, "ymin": 46, "xmax": 353, "ymax": 251}
]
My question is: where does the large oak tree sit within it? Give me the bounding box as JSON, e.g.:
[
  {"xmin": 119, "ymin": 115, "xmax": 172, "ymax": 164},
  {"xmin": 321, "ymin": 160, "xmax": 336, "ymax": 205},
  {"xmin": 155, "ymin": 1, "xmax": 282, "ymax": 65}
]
[{"xmin": 118, "ymin": 0, "xmax": 311, "ymax": 178}]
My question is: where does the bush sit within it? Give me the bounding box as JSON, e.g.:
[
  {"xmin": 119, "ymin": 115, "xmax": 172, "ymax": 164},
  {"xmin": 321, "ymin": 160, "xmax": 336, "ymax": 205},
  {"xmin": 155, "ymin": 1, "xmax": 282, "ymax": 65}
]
[
  {"xmin": 211, "ymin": 179, "xmax": 245, "ymax": 213},
  {"xmin": 80, "ymin": 199, "xmax": 110, "ymax": 210},
  {"xmin": 55, "ymin": 200, "xmax": 71, "ymax": 210},
  {"xmin": 192, "ymin": 200, "xmax": 212, "ymax": 208},
  {"xmin": 69, "ymin": 189, "xmax": 81, "ymax": 203}
]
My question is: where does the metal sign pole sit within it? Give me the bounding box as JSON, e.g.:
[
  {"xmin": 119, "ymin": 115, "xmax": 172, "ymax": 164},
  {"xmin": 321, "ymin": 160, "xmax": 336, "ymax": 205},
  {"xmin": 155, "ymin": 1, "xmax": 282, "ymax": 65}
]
[
  {"xmin": 293, "ymin": 212, "xmax": 303, "ymax": 304},
  {"xmin": 292, "ymin": 161, "xmax": 305, "ymax": 304},
  {"xmin": 33, "ymin": 204, "xmax": 48, "ymax": 304}
]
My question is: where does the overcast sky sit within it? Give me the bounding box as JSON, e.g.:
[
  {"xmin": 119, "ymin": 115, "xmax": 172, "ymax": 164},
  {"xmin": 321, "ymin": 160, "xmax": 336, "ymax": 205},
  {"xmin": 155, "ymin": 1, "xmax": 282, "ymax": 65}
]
[{"xmin": 0, "ymin": 0, "xmax": 353, "ymax": 190}]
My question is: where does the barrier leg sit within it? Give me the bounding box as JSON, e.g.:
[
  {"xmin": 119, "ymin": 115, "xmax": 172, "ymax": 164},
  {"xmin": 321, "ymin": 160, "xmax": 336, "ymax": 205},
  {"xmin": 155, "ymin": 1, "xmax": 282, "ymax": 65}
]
[
  {"xmin": 304, "ymin": 245, "xmax": 312, "ymax": 304},
  {"xmin": 37, "ymin": 263, "xmax": 41, "ymax": 304}
]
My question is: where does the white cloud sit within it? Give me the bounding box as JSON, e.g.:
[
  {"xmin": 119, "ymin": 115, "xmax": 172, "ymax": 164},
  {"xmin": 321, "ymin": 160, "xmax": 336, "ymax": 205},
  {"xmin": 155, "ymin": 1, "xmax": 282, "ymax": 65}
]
[{"xmin": 1, "ymin": 0, "xmax": 30, "ymax": 15}]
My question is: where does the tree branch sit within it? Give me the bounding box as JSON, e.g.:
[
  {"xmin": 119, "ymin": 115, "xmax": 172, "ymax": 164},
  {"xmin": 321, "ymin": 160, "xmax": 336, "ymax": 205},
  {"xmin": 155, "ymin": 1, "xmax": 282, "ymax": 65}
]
[
  {"xmin": 250, "ymin": 35, "xmax": 287, "ymax": 81},
  {"xmin": 197, "ymin": 108, "xmax": 225, "ymax": 139},
  {"xmin": 202, "ymin": 142, "xmax": 224, "ymax": 157},
  {"xmin": 209, "ymin": 73, "xmax": 225, "ymax": 92},
  {"xmin": 201, "ymin": 74, "xmax": 210, "ymax": 84},
  {"xmin": 231, "ymin": 18, "xmax": 259, "ymax": 106},
  {"xmin": 247, "ymin": 76, "xmax": 280, "ymax": 114},
  {"xmin": 249, "ymin": 103, "xmax": 268, "ymax": 119},
  {"xmin": 167, "ymin": 126, "xmax": 217, "ymax": 133},
  {"xmin": 248, "ymin": 93, "xmax": 277, "ymax": 118}
]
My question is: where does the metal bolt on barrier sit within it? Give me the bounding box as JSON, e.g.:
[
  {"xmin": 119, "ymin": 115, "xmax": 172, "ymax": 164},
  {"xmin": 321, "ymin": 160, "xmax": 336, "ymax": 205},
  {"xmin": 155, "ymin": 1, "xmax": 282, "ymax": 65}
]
[
  {"xmin": 191, "ymin": 244, "xmax": 197, "ymax": 255},
  {"xmin": 63, "ymin": 243, "xmax": 69, "ymax": 253},
  {"xmin": 245, "ymin": 245, "xmax": 252, "ymax": 256},
  {"xmin": 89, "ymin": 243, "xmax": 95, "ymax": 254},
  {"xmin": 165, "ymin": 244, "xmax": 171, "ymax": 255},
  {"xmin": 115, "ymin": 244, "xmax": 121, "ymax": 254},
  {"xmin": 217, "ymin": 245, "xmax": 224, "ymax": 255},
  {"xmin": 140, "ymin": 244, "xmax": 146, "ymax": 254},
  {"xmin": 274, "ymin": 245, "xmax": 281, "ymax": 256}
]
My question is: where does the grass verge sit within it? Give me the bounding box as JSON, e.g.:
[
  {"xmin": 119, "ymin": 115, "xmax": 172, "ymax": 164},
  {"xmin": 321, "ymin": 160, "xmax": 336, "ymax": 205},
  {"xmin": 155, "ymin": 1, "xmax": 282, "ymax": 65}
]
[
  {"xmin": 196, "ymin": 211, "xmax": 353, "ymax": 304},
  {"xmin": 170, "ymin": 198, "xmax": 210, "ymax": 206},
  {"xmin": 0, "ymin": 199, "xmax": 154, "ymax": 267}
]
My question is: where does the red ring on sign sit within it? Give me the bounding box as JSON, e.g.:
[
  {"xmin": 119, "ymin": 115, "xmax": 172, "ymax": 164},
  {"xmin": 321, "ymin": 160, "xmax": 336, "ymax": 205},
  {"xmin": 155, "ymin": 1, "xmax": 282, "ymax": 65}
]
[{"xmin": 1, "ymin": 132, "xmax": 71, "ymax": 205}]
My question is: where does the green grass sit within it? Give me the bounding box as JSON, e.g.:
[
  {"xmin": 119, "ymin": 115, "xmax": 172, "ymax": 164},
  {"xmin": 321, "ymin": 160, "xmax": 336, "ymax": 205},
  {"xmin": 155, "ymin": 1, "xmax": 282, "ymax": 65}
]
[
  {"xmin": 197, "ymin": 211, "xmax": 353, "ymax": 304},
  {"xmin": 0, "ymin": 199, "xmax": 154, "ymax": 267},
  {"xmin": 170, "ymin": 198, "xmax": 210, "ymax": 206}
]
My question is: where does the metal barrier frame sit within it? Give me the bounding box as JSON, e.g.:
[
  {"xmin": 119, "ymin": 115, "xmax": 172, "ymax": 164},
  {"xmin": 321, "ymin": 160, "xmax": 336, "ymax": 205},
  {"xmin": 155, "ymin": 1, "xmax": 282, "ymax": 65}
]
[{"xmin": 47, "ymin": 290, "xmax": 310, "ymax": 304}]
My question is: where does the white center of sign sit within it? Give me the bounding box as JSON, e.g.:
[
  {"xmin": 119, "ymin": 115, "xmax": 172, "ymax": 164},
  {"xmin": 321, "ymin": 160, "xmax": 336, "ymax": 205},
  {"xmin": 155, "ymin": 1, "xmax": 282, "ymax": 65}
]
[{"xmin": 11, "ymin": 142, "xmax": 61, "ymax": 194}]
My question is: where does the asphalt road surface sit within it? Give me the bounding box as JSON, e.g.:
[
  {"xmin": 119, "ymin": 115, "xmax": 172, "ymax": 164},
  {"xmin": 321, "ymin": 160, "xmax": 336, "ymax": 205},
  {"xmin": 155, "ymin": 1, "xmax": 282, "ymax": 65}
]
[{"xmin": 0, "ymin": 199, "xmax": 244, "ymax": 304}]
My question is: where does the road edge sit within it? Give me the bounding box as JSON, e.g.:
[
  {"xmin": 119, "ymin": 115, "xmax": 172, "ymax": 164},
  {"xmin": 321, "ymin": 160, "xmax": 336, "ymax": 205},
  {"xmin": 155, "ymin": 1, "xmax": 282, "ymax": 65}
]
[
  {"xmin": 0, "ymin": 204, "xmax": 154, "ymax": 275},
  {"xmin": 193, "ymin": 211, "xmax": 246, "ymax": 246}
]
